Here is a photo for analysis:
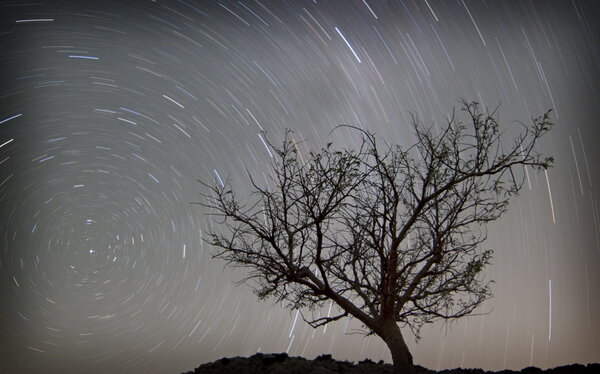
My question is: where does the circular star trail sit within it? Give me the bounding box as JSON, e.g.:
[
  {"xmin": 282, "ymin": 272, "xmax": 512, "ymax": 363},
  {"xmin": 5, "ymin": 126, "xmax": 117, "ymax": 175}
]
[{"xmin": 1, "ymin": 1, "xmax": 599, "ymax": 373}]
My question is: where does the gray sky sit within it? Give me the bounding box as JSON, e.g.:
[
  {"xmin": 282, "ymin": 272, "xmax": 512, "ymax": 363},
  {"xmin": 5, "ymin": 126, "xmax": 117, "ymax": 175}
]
[{"xmin": 0, "ymin": 1, "xmax": 599, "ymax": 373}]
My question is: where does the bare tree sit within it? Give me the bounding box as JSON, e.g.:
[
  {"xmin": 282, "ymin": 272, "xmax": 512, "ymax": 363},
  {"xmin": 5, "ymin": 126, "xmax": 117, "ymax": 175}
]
[{"xmin": 197, "ymin": 101, "xmax": 553, "ymax": 374}]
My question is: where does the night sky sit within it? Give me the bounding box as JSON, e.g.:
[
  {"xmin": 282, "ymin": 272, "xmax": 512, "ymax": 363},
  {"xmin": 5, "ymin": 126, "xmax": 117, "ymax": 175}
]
[{"xmin": 1, "ymin": 1, "xmax": 599, "ymax": 373}]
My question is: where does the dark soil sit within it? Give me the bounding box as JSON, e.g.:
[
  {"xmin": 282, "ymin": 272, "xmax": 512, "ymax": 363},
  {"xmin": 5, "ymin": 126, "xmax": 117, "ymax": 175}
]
[{"xmin": 181, "ymin": 353, "xmax": 600, "ymax": 374}]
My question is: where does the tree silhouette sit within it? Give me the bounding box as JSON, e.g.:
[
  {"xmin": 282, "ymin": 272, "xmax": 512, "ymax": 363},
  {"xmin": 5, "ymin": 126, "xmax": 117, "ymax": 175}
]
[{"xmin": 197, "ymin": 101, "xmax": 554, "ymax": 374}]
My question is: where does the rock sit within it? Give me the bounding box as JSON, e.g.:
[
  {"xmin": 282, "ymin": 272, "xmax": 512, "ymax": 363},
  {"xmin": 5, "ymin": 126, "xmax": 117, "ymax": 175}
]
[
  {"xmin": 181, "ymin": 354, "xmax": 599, "ymax": 374},
  {"xmin": 521, "ymin": 367, "xmax": 543, "ymax": 373}
]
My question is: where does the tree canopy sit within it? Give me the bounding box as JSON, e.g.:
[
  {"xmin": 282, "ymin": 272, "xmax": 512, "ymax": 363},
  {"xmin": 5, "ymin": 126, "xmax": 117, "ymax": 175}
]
[{"xmin": 197, "ymin": 101, "xmax": 554, "ymax": 373}]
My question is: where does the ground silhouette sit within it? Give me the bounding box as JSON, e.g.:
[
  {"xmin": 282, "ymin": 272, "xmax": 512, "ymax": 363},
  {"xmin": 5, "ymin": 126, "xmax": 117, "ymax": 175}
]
[{"xmin": 181, "ymin": 353, "xmax": 599, "ymax": 374}]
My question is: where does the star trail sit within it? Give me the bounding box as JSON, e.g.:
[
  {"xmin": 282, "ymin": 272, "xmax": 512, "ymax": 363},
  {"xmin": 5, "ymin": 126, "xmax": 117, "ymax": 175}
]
[{"xmin": 0, "ymin": 1, "xmax": 599, "ymax": 373}]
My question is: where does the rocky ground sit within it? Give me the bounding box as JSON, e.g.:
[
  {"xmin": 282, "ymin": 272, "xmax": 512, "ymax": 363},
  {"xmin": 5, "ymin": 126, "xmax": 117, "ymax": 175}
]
[{"xmin": 181, "ymin": 353, "xmax": 600, "ymax": 374}]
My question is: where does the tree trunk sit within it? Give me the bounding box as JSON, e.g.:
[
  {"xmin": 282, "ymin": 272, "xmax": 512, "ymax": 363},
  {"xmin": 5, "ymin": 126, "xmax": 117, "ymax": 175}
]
[{"xmin": 379, "ymin": 320, "xmax": 417, "ymax": 374}]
